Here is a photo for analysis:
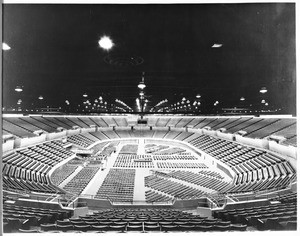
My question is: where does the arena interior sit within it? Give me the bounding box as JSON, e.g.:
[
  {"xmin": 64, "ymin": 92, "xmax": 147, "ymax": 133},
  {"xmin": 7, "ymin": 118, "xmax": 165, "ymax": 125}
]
[{"xmin": 1, "ymin": 3, "xmax": 297, "ymax": 234}]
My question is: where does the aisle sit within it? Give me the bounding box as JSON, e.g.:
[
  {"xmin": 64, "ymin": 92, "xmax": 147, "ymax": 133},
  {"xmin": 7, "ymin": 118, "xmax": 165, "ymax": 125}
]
[
  {"xmin": 81, "ymin": 168, "xmax": 109, "ymax": 196},
  {"xmin": 137, "ymin": 139, "xmax": 145, "ymax": 155},
  {"xmin": 59, "ymin": 166, "xmax": 83, "ymax": 188},
  {"xmin": 133, "ymin": 169, "xmax": 150, "ymax": 202}
]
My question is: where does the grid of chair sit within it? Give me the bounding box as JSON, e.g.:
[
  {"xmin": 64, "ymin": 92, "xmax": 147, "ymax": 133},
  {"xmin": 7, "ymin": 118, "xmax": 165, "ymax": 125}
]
[
  {"xmin": 145, "ymin": 144, "xmax": 169, "ymax": 153},
  {"xmin": 247, "ymin": 119, "xmax": 296, "ymax": 139},
  {"xmin": 145, "ymin": 175, "xmax": 205, "ymax": 199},
  {"xmin": 67, "ymin": 134, "xmax": 94, "ymax": 148},
  {"xmin": 95, "ymin": 168, "xmax": 135, "ymax": 202},
  {"xmin": 39, "ymin": 208, "xmax": 247, "ymax": 232},
  {"xmin": 62, "ymin": 166, "xmax": 100, "ymax": 195},
  {"xmin": 213, "ymin": 199, "xmax": 297, "ymax": 231},
  {"xmin": 152, "ymin": 147, "xmax": 185, "ymax": 155},
  {"xmin": 152, "ymin": 154, "xmax": 197, "ymax": 160},
  {"xmin": 156, "ymin": 162, "xmax": 207, "ymax": 169},
  {"xmin": 199, "ymin": 169, "xmax": 224, "ymax": 179},
  {"xmin": 119, "ymin": 144, "xmax": 138, "ymax": 154},
  {"xmin": 189, "ymin": 134, "xmax": 296, "ymax": 193},
  {"xmin": 3, "ymin": 203, "xmax": 71, "ymax": 233},
  {"xmin": 4, "ymin": 117, "xmax": 46, "ymax": 134},
  {"xmin": 113, "ymin": 154, "xmax": 154, "ymax": 168},
  {"xmin": 3, "ymin": 116, "xmax": 297, "ymax": 144},
  {"xmin": 101, "ymin": 130, "xmax": 120, "ymax": 139},
  {"xmin": 166, "ymin": 170, "xmax": 230, "ymax": 192},
  {"xmin": 91, "ymin": 142, "xmax": 108, "ymax": 154},
  {"xmin": 2, "ymin": 141, "xmax": 72, "ymax": 193},
  {"xmin": 145, "ymin": 189, "xmax": 174, "ymax": 203},
  {"xmin": 2, "ymin": 118, "xmax": 38, "ymax": 138},
  {"xmin": 50, "ymin": 164, "xmax": 79, "ymax": 186}
]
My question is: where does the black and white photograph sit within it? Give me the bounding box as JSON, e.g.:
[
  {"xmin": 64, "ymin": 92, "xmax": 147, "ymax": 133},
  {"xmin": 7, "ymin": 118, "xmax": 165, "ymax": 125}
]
[{"xmin": 1, "ymin": 1, "xmax": 297, "ymax": 234}]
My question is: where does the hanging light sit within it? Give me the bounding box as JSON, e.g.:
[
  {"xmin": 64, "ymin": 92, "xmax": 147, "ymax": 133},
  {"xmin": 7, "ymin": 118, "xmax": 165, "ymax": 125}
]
[
  {"xmin": 15, "ymin": 86, "xmax": 23, "ymax": 92},
  {"xmin": 261, "ymin": 99, "xmax": 266, "ymax": 104},
  {"xmin": 2, "ymin": 43, "xmax": 11, "ymax": 51},
  {"xmin": 98, "ymin": 35, "xmax": 114, "ymax": 51},
  {"xmin": 260, "ymin": 87, "xmax": 267, "ymax": 94},
  {"xmin": 196, "ymin": 94, "xmax": 201, "ymax": 98},
  {"xmin": 83, "ymin": 93, "xmax": 88, "ymax": 97},
  {"xmin": 138, "ymin": 81, "xmax": 146, "ymax": 90},
  {"xmin": 17, "ymin": 99, "xmax": 22, "ymax": 104},
  {"xmin": 265, "ymin": 103, "xmax": 269, "ymax": 106},
  {"xmin": 38, "ymin": 95, "xmax": 43, "ymax": 100},
  {"xmin": 240, "ymin": 97, "xmax": 245, "ymax": 101}
]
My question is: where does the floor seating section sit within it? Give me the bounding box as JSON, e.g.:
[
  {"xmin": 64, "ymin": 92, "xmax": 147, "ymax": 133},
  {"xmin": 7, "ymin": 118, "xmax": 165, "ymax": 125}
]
[
  {"xmin": 152, "ymin": 154, "xmax": 197, "ymax": 160},
  {"xmin": 145, "ymin": 144, "xmax": 169, "ymax": 153},
  {"xmin": 2, "ymin": 140, "xmax": 73, "ymax": 193},
  {"xmin": 95, "ymin": 169, "xmax": 135, "ymax": 202},
  {"xmin": 2, "ymin": 203, "xmax": 71, "ymax": 233},
  {"xmin": 119, "ymin": 144, "xmax": 138, "ymax": 154},
  {"xmin": 38, "ymin": 208, "xmax": 247, "ymax": 232},
  {"xmin": 62, "ymin": 166, "xmax": 100, "ymax": 196},
  {"xmin": 152, "ymin": 147, "xmax": 185, "ymax": 155},
  {"xmin": 189, "ymin": 134, "xmax": 296, "ymax": 193},
  {"xmin": 113, "ymin": 154, "xmax": 155, "ymax": 168},
  {"xmin": 213, "ymin": 194, "xmax": 297, "ymax": 231},
  {"xmin": 156, "ymin": 162, "xmax": 207, "ymax": 169},
  {"xmin": 50, "ymin": 164, "xmax": 79, "ymax": 186}
]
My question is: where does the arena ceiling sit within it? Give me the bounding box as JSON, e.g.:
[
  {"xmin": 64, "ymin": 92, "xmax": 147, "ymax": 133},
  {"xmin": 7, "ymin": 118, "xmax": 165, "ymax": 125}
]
[{"xmin": 2, "ymin": 3, "xmax": 296, "ymax": 115}]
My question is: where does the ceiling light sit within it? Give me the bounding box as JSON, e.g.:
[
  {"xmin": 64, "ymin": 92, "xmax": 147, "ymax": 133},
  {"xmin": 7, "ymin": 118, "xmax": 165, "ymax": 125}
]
[
  {"xmin": 240, "ymin": 97, "xmax": 245, "ymax": 101},
  {"xmin": 261, "ymin": 99, "xmax": 266, "ymax": 103},
  {"xmin": 15, "ymin": 86, "xmax": 23, "ymax": 92},
  {"xmin": 196, "ymin": 94, "xmax": 201, "ymax": 98},
  {"xmin": 83, "ymin": 93, "xmax": 88, "ymax": 97},
  {"xmin": 38, "ymin": 96, "xmax": 43, "ymax": 100},
  {"xmin": 265, "ymin": 103, "xmax": 269, "ymax": 106},
  {"xmin": 98, "ymin": 35, "xmax": 114, "ymax": 51},
  {"xmin": 138, "ymin": 81, "xmax": 146, "ymax": 90},
  {"xmin": 2, "ymin": 43, "xmax": 11, "ymax": 51},
  {"xmin": 212, "ymin": 44, "xmax": 223, "ymax": 48},
  {"xmin": 260, "ymin": 87, "xmax": 267, "ymax": 93}
]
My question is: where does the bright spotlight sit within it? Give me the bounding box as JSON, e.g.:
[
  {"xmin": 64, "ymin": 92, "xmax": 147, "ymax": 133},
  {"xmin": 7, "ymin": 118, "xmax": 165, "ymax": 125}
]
[
  {"xmin": 212, "ymin": 44, "xmax": 223, "ymax": 48},
  {"xmin": 15, "ymin": 86, "xmax": 23, "ymax": 92},
  {"xmin": 2, "ymin": 43, "xmax": 11, "ymax": 51},
  {"xmin": 260, "ymin": 87, "xmax": 268, "ymax": 94},
  {"xmin": 98, "ymin": 36, "xmax": 114, "ymax": 51}
]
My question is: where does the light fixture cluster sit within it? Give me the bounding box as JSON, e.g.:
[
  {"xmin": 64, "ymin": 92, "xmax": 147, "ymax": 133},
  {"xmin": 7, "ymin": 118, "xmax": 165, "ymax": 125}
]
[
  {"xmin": 137, "ymin": 72, "xmax": 147, "ymax": 113},
  {"xmin": 115, "ymin": 106, "xmax": 127, "ymax": 112},
  {"xmin": 115, "ymin": 99, "xmax": 133, "ymax": 112},
  {"xmin": 150, "ymin": 99, "xmax": 168, "ymax": 112}
]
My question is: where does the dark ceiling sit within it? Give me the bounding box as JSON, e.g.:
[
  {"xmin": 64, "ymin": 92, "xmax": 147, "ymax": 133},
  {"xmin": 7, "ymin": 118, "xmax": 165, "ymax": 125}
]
[{"xmin": 2, "ymin": 3, "xmax": 296, "ymax": 114}]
